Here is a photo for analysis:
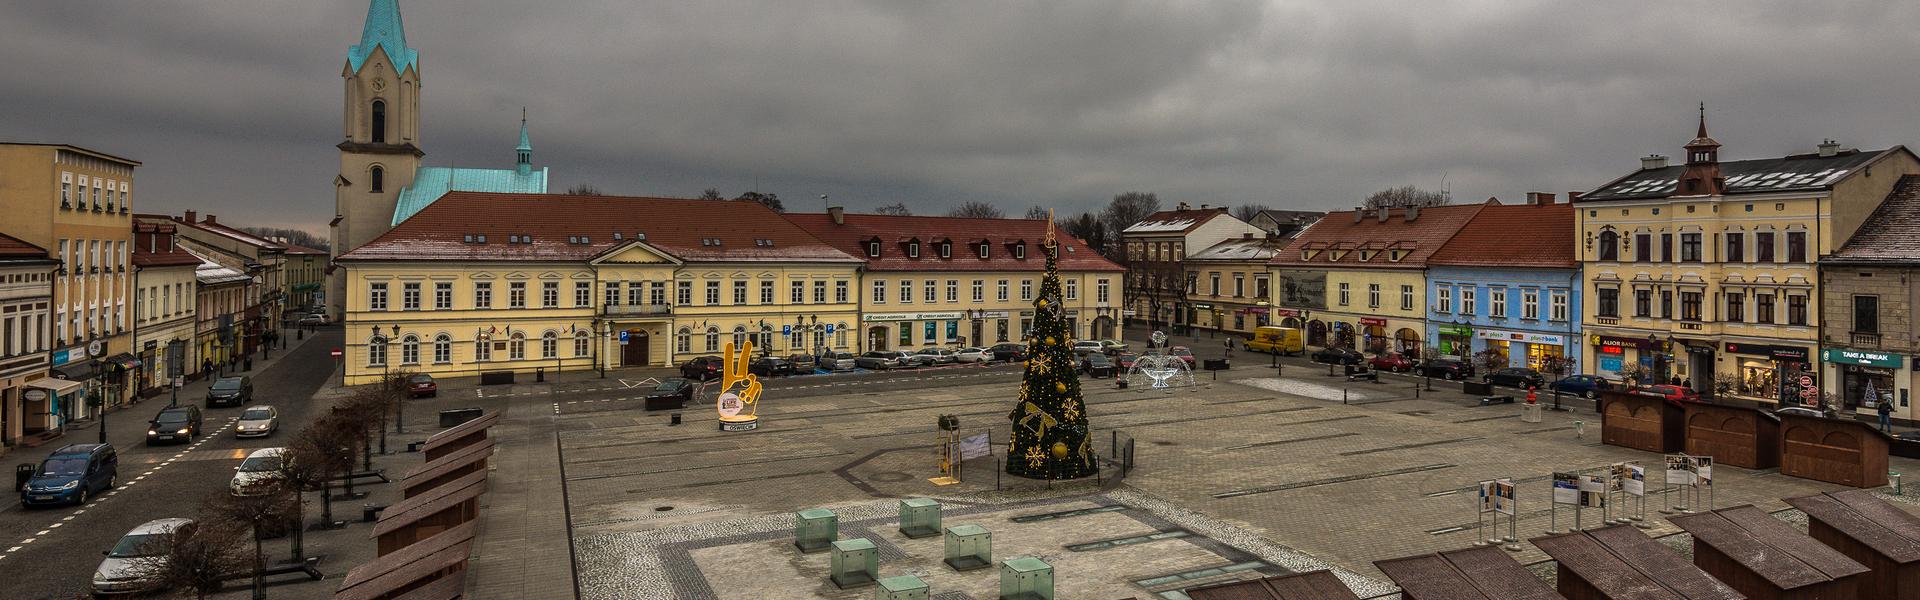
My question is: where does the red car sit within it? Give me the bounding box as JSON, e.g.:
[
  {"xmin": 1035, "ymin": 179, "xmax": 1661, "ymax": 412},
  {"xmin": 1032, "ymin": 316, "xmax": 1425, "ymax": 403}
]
[
  {"xmin": 406, "ymin": 373, "xmax": 437, "ymax": 398},
  {"xmin": 1368, "ymin": 353, "xmax": 1415, "ymax": 373},
  {"xmin": 1168, "ymin": 346, "xmax": 1197, "ymax": 367},
  {"xmin": 1645, "ymin": 384, "xmax": 1700, "ymax": 402}
]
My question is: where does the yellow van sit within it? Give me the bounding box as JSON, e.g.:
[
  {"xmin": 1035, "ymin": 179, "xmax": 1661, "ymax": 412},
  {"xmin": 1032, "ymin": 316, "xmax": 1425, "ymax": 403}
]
[{"xmin": 1246, "ymin": 326, "xmax": 1304, "ymax": 356}]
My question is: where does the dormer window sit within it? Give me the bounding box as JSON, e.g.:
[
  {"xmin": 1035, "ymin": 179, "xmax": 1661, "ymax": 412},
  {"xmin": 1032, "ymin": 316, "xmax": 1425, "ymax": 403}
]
[
  {"xmin": 1013, "ymin": 243, "xmax": 1026, "ymax": 259},
  {"xmin": 907, "ymin": 241, "xmax": 921, "ymax": 258},
  {"xmin": 866, "ymin": 239, "xmax": 881, "ymax": 257},
  {"xmin": 938, "ymin": 241, "xmax": 952, "ymax": 258},
  {"xmin": 1359, "ymin": 250, "xmax": 1375, "ymax": 261},
  {"xmin": 978, "ymin": 243, "xmax": 990, "ymax": 259}
]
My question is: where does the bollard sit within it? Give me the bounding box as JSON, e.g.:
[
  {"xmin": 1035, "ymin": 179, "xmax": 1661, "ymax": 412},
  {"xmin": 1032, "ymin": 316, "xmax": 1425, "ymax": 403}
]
[
  {"xmin": 1343, "ymin": 388, "xmax": 1348, "ymax": 404},
  {"xmin": 537, "ymin": 367, "xmax": 545, "ymax": 383},
  {"xmin": 1893, "ymin": 471, "xmax": 1904, "ymax": 496},
  {"xmin": 1573, "ymin": 420, "xmax": 1585, "ymax": 439},
  {"xmin": 670, "ymin": 412, "xmax": 683, "ymax": 426}
]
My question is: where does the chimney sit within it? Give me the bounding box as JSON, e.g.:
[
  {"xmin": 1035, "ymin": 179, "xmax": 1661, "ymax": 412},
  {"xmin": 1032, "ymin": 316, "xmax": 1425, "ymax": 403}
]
[
  {"xmin": 1818, "ymin": 139, "xmax": 1840, "ymax": 158},
  {"xmin": 1352, "ymin": 209, "xmax": 1364, "ymax": 224},
  {"xmin": 1526, "ymin": 192, "xmax": 1557, "ymax": 206},
  {"xmin": 1200, "ymin": 204, "xmax": 1210, "ymax": 210},
  {"xmin": 828, "ymin": 206, "xmax": 845, "ymax": 225},
  {"xmin": 1377, "ymin": 208, "xmax": 1390, "ymax": 223},
  {"xmin": 1567, "ymin": 191, "xmax": 1584, "ymax": 202},
  {"xmin": 1176, "ymin": 201, "xmax": 1191, "ymax": 211},
  {"xmin": 184, "ymin": 210, "xmax": 197, "ymax": 223},
  {"xmin": 203, "ymin": 214, "xmax": 217, "ymax": 225},
  {"xmin": 1641, "ymin": 154, "xmax": 1669, "ymax": 170},
  {"xmin": 1404, "ymin": 206, "xmax": 1419, "ymax": 222}
]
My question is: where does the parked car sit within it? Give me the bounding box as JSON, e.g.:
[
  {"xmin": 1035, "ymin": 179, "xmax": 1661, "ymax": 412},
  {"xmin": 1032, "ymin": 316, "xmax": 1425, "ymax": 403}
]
[
  {"xmin": 1776, "ymin": 406, "xmax": 1827, "ymax": 419},
  {"xmin": 230, "ymin": 448, "xmax": 290, "ymax": 496},
  {"xmin": 1485, "ymin": 368, "xmax": 1546, "ymax": 389},
  {"xmin": 749, "ymin": 357, "xmax": 797, "ymax": 377},
  {"xmin": 988, "ymin": 343, "xmax": 1028, "ymax": 362},
  {"xmin": 1646, "ymin": 384, "xmax": 1702, "ymax": 403},
  {"xmin": 1418, "ymin": 358, "xmax": 1474, "ymax": 380},
  {"xmin": 857, "ymin": 351, "xmax": 920, "ymax": 370},
  {"xmin": 915, "ymin": 348, "xmax": 959, "ymax": 365},
  {"xmin": 786, "ymin": 354, "xmax": 818, "ymax": 372},
  {"xmin": 92, "ymin": 518, "xmax": 194, "ymax": 596},
  {"xmin": 1168, "ymin": 346, "xmax": 1197, "ymax": 367},
  {"xmin": 1550, "ymin": 374, "xmax": 1613, "ymax": 399},
  {"xmin": 205, "ymin": 376, "xmax": 252, "ymax": 408},
  {"xmin": 954, "ymin": 347, "xmax": 991, "ymax": 363},
  {"xmin": 1081, "ymin": 353, "xmax": 1117, "ymax": 378},
  {"xmin": 406, "ymin": 373, "xmax": 437, "ymax": 398},
  {"xmin": 1070, "ymin": 341, "xmax": 1104, "ymax": 356},
  {"xmin": 645, "ymin": 378, "xmax": 697, "ymax": 410},
  {"xmin": 1097, "ymin": 339, "xmax": 1131, "ymax": 355},
  {"xmin": 1311, "ymin": 347, "xmax": 1364, "ymax": 366},
  {"xmin": 297, "ymin": 313, "xmax": 330, "ymax": 326},
  {"xmin": 1368, "ymin": 352, "xmax": 1416, "ymax": 373},
  {"xmin": 680, "ymin": 356, "xmax": 726, "ymax": 380},
  {"xmin": 20, "ymin": 443, "xmax": 117, "ymax": 507},
  {"xmin": 234, "ymin": 405, "xmax": 279, "ymax": 438},
  {"xmin": 816, "ymin": 352, "xmax": 858, "ymax": 372},
  {"xmin": 146, "ymin": 406, "xmax": 203, "ymax": 446},
  {"xmin": 1115, "ymin": 353, "xmax": 1140, "ymax": 371}
]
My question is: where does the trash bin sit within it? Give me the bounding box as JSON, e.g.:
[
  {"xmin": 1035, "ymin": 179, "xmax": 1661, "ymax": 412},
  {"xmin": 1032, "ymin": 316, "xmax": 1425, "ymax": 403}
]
[
  {"xmin": 536, "ymin": 368, "xmax": 545, "ymax": 383},
  {"xmin": 16, "ymin": 464, "xmax": 34, "ymax": 491}
]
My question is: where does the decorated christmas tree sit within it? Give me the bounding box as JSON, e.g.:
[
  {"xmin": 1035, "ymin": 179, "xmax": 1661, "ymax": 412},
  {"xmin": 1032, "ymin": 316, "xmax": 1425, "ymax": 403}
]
[{"xmin": 1006, "ymin": 216, "xmax": 1097, "ymax": 480}]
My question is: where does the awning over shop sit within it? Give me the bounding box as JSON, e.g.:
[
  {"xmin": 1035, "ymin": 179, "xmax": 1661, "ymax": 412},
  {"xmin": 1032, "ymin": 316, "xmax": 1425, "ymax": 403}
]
[
  {"xmin": 51, "ymin": 360, "xmax": 97, "ymax": 381},
  {"xmin": 25, "ymin": 378, "xmax": 85, "ymax": 395},
  {"xmin": 104, "ymin": 353, "xmax": 141, "ymax": 370}
]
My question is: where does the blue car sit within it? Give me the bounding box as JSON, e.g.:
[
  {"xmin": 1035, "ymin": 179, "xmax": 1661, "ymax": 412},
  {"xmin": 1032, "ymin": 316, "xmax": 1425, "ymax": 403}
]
[
  {"xmin": 1550, "ymin": 374, "xmax": 1614, "ymax": 399},
  {"xmin": 20, "ymin": 443, "xmax": 118, "ymax": 507}
]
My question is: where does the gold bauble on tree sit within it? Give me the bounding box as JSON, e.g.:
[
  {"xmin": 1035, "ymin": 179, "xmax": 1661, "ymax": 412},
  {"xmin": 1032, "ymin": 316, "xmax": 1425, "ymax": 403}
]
[
  {"xmin": 1045, "ymin": 336, "xmax": 1056, "ymax": 346},
  {"xmin": 1051, "ymin": 441, "xmax": 1069, "ymax": 459},
  {"xmin": 1054, "ymin": 382, "xmax": 1067, "ymax": 393}
]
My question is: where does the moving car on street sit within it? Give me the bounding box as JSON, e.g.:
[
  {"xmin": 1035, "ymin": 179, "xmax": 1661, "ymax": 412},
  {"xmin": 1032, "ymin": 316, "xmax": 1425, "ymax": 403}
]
[
  {"xmin": 92, "ymin": 518, "xmax": 194, "ymax": 596},
  {"xmin": 234, "ymin": 405, "xmax": 279, "ymax": 438},
  {"xmin": 205, "ymin": 376, "xmax": 252, "ymax": 408},
  {"xmin": 1550, "ymin": 374, "xmax": 1613, "ymax": 399},
  {"xmin": 1311, "ymin": 347, "xmax": 1364, "ymax": 366},
  {"xmin": 297, "ymin": 313, "xmax": 330, "ymax": 326},
  {"xmin": 1081, "ymin": 353, "xmax": 1117, "ymax": 378},
  {"xmin": 954, "ymin": 347, "xmax": 991, "ymax": 363},
  {"xmin": 1484, "ymin": 367, "xmax": 1546, "ymax": 389},
  {"xmin": 645, "ymin": 378, "xmax": 697, "ymax": 410},
  {"xmin": 816, "ymin": 352, "xmax": 858, "ymax": 372},
  {"xmin": 1245, "ymin": 327, "xmax": 1304, "ymax": 355},
  {"xmin": 146, "ymin": 406, "xmax": 203, "ymax": 446},
  {"xmin": 680, "ymin": 356, "xmax": 726, "ymax": 380},
  {"xmin": 406, "ymin": 373, "xmax": 437, "ymax": 398},
  {"xmin": 1418, "ymin": 358, "xmax": 1474, "ymax": 380},
  {"xmin": 230, "ymin": 447, "xmax": 289, "ymax": 496},
  {"xmin": 20, "ymin": 443, "xmax": 117, "ymax": 507},
  {"xmin": 1368, "ymin": 352, "xmax": 1416, "ymax": 373}
]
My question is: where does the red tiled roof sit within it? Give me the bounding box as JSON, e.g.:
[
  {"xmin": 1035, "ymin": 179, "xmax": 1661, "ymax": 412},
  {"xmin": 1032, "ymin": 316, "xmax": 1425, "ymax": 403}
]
[
  {"xmin": 338, "ymin": 193, "xmax": 860, "ymax": 264},
  {"xmin": 0, "ymin": 233, "xmax": 51, "ymax": 259},
  {"xmin": 782, "ymin": 212, "xmax": 1124, "ymax": 272},
  {"xmin": 132, "ymin": 244, "xmax": 202, "ymax": 268},
  {"xmin": 1121, "ymin": 207, "xmax": 1232, "ymax": 235},
  {"xmin": 1426, "ymin": 202, "xmax": 1576, "ymax": 268},
  {"xmin": 284, "ymin": 244, "xmax": 329, "ymax": 256},
  {"xmin": 154, "ymin": 214, "xmax": 287, "ymax": 252},
  {"xmin": 1269, "ymin": 202, "xmax": 1491, "ymax": 268}
]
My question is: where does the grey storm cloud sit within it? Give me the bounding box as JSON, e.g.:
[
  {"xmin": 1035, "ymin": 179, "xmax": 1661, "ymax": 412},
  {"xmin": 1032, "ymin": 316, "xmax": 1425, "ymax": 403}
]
[{"xmin": 4, "ymin": 0, "xmax": 1920, "ymax": 232}]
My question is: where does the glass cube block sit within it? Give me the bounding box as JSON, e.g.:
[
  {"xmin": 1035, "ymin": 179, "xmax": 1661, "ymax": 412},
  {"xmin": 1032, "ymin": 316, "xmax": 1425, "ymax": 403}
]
[
  {"xmin": 875, "ymin": 574, "xmax": 929, "ymax": 600},
  {"xmin": 943, "ymin": 524, "xmax": 992, "ymax": 571},
  {"xmin": 1000, "ymin": 556, "xmax": 1053, "ymax": 600},
  {"xmin": 794, "ymin": 508, "xmax": 838, "ymax": 553},
  {"xmin": 898, "ymin": 498, "xmax": 942, "ymax": 539},
  {"xmin": 830, "ymin": 538, "xmax": 879, "ymax": 589}
]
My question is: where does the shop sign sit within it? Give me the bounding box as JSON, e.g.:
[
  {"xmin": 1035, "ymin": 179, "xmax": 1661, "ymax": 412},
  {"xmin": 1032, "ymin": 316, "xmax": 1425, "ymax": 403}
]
[
  {"xmin": 1244, "ymin": 307, "xmax": 1269, "ymax": 315},
  {"xmin": 1438, "ymin": 325, "xmax": 1473, "ymax": 336},
  {"xmin": 21, "ymin": 389, "xmax": 47, "ymax": 403},
  {"xmin": 1591, "ymin": 335, "xmax": 1657, "ymax": 350},
  {"xmin": 864, "ymin": 312, "xmax": 965, "ymax": 322},
  {"xmin": 1823, "ymin": 348, "xmax": 1903, "ymax": 368},
  {"xmin": 1472, "ymin": 329, "xmax": 1565, "ymax": 346},
  {"xmin": 968, "ymin": 310, "xmax": 1009, "ymax": 319},
  {"xmin": 1192, "ymin": 303, "xmax": 1214, "ymax": 310},
  {"xmin": 1358, "ymin": 317, "xmax": 1388, "ymax": 327},
  {"xmin": 1724, "ymin": 342, "xmax": 1810, "ymax": 361},
  {"xmin": 1273, "ymin": 308, "xmax": 1300, "ymax": 317}
]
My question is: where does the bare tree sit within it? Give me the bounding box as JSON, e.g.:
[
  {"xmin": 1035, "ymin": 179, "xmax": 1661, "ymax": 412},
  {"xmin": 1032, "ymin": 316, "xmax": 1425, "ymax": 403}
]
[
  {"xmin": 1101, "ymin": 191, "xmax": 1161, "ymax": 234},
  {"xmin": 697, "ymin": 188, "xmax": 724, "ymax": 202},
  {"xmin": 1232, "ymin": 204, "xmax": 1268, "ymax": 223},
  {"xmin": 564, "ymin": 184, "xmax": 602, "ymax": 196},
  {"xmin": 1023, "ymin": 206, "xmax": 1050, "ymax": 220},
  {"xmin": 293, "ymin": 415, "xmax": 358, "ymax": 530},
  {"xmin": 1362, "ymin": 185, "xmax": 1449, "ymax": 210},
  {"xmin": 206, "ymin": 489, "xmax": 298, "ymax": 599},
  {"xmin": 734, "ymin": 191, "xmax": 784, "ymax": 213},
  {"xmin": 873, "ymin": 202, "xmax": 912, "ymax": 216},
  {"xmin": 947, "ymin": 201, "xmax": 1005, "ymax": 219},
  {"xmin": 1061, "ymin": 212, "xmax": 1108, "ymax": 255},
  {"xmin": 119, "ymin": 521, "xmax": 248, "ymax": 600}
]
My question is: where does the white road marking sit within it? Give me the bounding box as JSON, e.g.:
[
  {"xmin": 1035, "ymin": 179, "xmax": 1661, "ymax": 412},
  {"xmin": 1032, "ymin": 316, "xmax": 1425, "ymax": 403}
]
[
  {"xmin": 35, "ymin": 530, "xmax": 48, "ymax": 536},
  {"xmin": 46, "ymin": 523, "xmax": 60, "ymax": 529},
  {"xmin": 60, "ymin": 516, "xmax": 74, "ymax": 522},
  {"xmin": 5, "ymin": 546, "xmax": 18, "ymax": 552},
  {"xmin": 20, "ymin": 539, "xmax": 33, "ymax": 544}
]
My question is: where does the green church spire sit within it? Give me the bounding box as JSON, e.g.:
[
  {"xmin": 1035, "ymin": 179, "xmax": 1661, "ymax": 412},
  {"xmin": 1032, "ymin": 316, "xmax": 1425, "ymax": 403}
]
[
  {"xmin": 516, "ymin": 107, "xmax": 533, "ymax": 175},
  {"xmin": 348, "ymin": 0, "xmax": 418, "ymax": 74}
]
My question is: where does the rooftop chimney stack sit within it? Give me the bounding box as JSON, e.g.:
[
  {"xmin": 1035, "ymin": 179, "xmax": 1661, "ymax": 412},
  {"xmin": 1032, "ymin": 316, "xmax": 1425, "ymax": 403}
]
[
  {"xmin": 1526, "ymin": 192, "xmax": 1557, "ymax": 206},
  {"xmin": 828, "ymin": 206, "xmax": 845, "ymax": 225},
  {"xmin": 184, "ymin": 210, "xmax": 197, "ymax": 223},
  {"xmin": 1377, "ymin": 208, "xmax": 1390, "ymax": 223},
  {"xmin": 1404, "ymin": 206, "xmax": 1419, "ymax": 222},
  {"xmin": 1352, "ymin": 209, "xmax": 1365, "ymax": 224},
  {"xmin": 1176, "ymin": 201, "xmax": 1191, "ymax": 211},
  {"xmin": 1568, "ymin": 191, "xmax": 1584, "ymax": 202},
  {"xmin": 1818, "ymin": 139, "xmax": 1840, "ymax": 158},
  {"xmin": 203, "ymin": 214, "xmax": 217, "ymax": 225},
  {"xmin": 1641, "ymin": 154, "xmax": 1669, "ymax": 170}
]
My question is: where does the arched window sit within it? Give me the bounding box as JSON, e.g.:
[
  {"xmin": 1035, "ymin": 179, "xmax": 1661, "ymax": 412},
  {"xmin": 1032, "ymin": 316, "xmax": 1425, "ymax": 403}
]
[
  {"xmin": 1598, "ymin": 230, "xmax": 1619, "ymax": 261},
  {"xmin": 433, "ymin": 333, "xmax": 451, "ymax": 363},
  {"xmin": 759, "ymin": 324, "xmax": 774, "ymax": 351},
  {"xmin": 542, "ymin": 331, "xmax": 558, "ymax": 359},
  {"xmin": 509, "ymin": 331, "xmax": 526, "ymax": 360},
  {"xmin": 574, "ymin": 330, "xmax": 589, "ymax": 357},
  {"xmin": 705, "ymin": 327, "xmax": 720, "ymax": 352},
  {"xmin": 475, "ymin": 337, "xmax": 492, "ymax": 361},
  {"xmin": 400, "ymin": 334, "xmax": 420, "ymax": 365},
  {"xmin": 836, "ymin": 323, "xmax": 848, "ymax": 348},
  {"xmin": 370, "ymin": 166, "xmax": 384, "ymax": 193},
  {"xmin": 371, "ymin": 100, "xmax": 387, "ymax": 143},
  {"xmin": 368, "ymin": 336, "xmax": 387, "ymax": 366},
  {"xmin": 732, "ymin": 325, "xmax": 747, "ymax": 350},
  {"xmin": 676, "ymin": 327, "xmax": 692, "ymax": 353}
]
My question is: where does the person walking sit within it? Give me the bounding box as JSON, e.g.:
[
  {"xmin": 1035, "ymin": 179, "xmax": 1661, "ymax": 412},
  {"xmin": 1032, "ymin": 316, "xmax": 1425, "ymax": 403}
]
[{"xmin": 1878, "ymin": 398, "xmax": 1895, "ymax": 433}]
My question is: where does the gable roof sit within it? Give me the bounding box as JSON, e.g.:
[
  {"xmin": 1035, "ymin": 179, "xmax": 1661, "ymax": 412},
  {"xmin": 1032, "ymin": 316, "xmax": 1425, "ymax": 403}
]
[
  {"xmin": 392, "ymin": 165, "xmax": 549, "ymax": 226},
  {"xmin": 283, "ymin": 244, "xmax": 329, "ymax": 256},
  {"xmin": 1187, "ymin": 236, "xmax": 1282, "ymax": 262},
  {"xmin": 131, "ymin": 237, "xmax": 203, "ymax": 268},
  {"xmin": 782, "ymin": 212, "xmax": 1123, "ymax": 272},
  {"xmin": 1122, "ymin": 207, "xmax": 1232, "ymax": 235},
  {"xmin": 339, "ymin": 192, "xmax": 860, "ymax": 264},
  {"xmin": 1828, "ymin": 174, "xmax": 1920, "ymax": 264},
  {"xmin": 1583, "ymin": 146, "xmax": 1910, "ymax": 201},
  {"xmin": 1270, "ymin": 202, "xmax": 1490, "ymax": 268},
  {"xmin": 152, "ymin": 214, "xmax": 287, "ymax": 253},
  {"xmin": 346, "ymin": 0, "xmax": 417, "ymax": 74},
  {"xmin": 0, "ymin": 233, "xmax": 52, "ymax": 261},
  {"xmin": 1427, "ymin": 201, "xmax": 1576, "ymax": 268}
]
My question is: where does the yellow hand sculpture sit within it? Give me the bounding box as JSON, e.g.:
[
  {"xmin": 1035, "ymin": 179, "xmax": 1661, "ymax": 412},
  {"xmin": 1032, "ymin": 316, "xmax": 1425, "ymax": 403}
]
[{"xmin": 719, "ymin": 340, "xmax": 763, "ymax": 417}]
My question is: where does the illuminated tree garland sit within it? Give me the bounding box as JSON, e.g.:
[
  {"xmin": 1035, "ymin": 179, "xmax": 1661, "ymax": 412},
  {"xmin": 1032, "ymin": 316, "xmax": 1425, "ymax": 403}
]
[{"xmin": 1006, "ymin": 223, "xmax": 1097, "ymax": 480}]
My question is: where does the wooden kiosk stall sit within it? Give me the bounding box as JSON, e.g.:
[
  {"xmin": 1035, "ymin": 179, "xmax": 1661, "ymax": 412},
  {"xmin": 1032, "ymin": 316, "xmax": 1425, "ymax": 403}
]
[
  {"xmin": 1183, "ymin": 570, "xmax": 1361, "ymax": 600},
  {"xmin": 1531, "ymin": 525, "xmax": 1744, "ymax": 600},
  {"xmin": 1375, "ymin": 545, "xmax": 1564, "ymax": 599},
  {"xmin": 1785, "ymin": 490, "xmax": 1920, "ymax": 599},
  {"xmin": 1777, "ymin": 412, "xmax": 1890, "ymax": 488},
  {"xmin": 1669, "ymin": 505, "xmax": 1866, "ymax": 600},
  {"xmin": 1600, "ymin": 389, "xmax": 1686, "ymax": 454},
  {"xmin": 1683, "ymin": 403, "xmax": 1780, "ymax": 469}
]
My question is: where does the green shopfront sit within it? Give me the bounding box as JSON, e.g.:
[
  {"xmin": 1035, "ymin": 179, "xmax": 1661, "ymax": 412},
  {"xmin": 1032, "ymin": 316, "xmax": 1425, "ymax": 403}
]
[{"xmin": 1822, "ymin": 347, "xmax": 1907, "ymax": 415}]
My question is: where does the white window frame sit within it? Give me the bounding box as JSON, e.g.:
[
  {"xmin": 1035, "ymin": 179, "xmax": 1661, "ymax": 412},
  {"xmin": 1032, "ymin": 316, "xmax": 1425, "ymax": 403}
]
[
  {"xmin": 1489, "ymin": 288, "xmax": 1506, "ymax": 318},
  {"xmin": 1436, "ymin": 287, "xmax": 1452, "ymax": 313},
  {"xmin": 1521, "ymin": 289, "xmax": 1539, "ymax": 320},
  {"xmin": 1550, "ymin": 291, "xmax": 1568, "ymax": 321},
  {"xmin": 369, "ymin": 282, "xmax": 389, "ymax": 311},
  {"xmin": 872, "ymin": 279, "xmax": 887, "ymax": 304}
]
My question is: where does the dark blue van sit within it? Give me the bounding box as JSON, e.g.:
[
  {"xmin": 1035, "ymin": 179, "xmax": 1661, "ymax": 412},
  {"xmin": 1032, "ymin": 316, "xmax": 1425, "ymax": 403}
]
[{"xmin": 20, "ymin": 443, "xmax": 118, "ymax": 507}]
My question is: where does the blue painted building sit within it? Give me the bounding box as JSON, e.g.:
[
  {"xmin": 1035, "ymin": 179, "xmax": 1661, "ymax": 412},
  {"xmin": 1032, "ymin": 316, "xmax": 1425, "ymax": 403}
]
[{"xmin": 1423, "ymin": 196, "xmax": 1584, "ymax": 372}]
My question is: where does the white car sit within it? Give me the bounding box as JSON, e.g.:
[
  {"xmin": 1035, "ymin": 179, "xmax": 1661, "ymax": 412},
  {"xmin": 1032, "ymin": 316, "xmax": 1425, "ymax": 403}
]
[
  {"xmin": 94, "ymin": 518, "xmax": 193, "ymax": 596},
  {"xmin": 234, "ymin": 405, "xmax": 278, "ymax": 438},
  {"xmin": 955, "ymin": 347, "xmax": 991, "ymax": 363},
  {"xmin": 230, "ymin": 447, "xmax": 289, "ymax": 496},
  {"xmin": 1071, "ymin": 341, "xmax": 1104, "ymax": 355}
]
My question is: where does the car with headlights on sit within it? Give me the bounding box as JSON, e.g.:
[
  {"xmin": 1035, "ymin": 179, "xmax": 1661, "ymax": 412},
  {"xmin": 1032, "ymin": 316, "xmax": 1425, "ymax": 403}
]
[
  {"xmin": 234, "ymin": 405, "xmax": 279, "ymax": 438},
  {"xmin": 230, "ymin": 447, "xmax": 289, "ymax": 496},
  {"xmin": 92, "ymin": 518, "xmax": 193, "ymax": 596},
  {"xmin": 146, "ymin": 406, "xmax": 202, "ymax": 446}
]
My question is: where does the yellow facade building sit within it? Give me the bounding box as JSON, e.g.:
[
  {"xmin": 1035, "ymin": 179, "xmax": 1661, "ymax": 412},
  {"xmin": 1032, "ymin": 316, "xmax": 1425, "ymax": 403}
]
[
  {"xmin": 0, "ymin": 143, "xmax": 141, "ymax": 417},
  {"xmin": 1576, "ymin": 116, "xmax": 1919, "ymax": 403},
  {"xmin": 1271, "ymin": 203, "xmax": 1489, "ymax": 355},
  {"xmin": 0, "ymin": 234, "xmax": 58, "ymax": 450},
  {"xmin": 334, "ymin": 192, "xmax": 862, "ymax": 385},
  {"xmin": 1184, "ymin": 234, "xmax": 1284, "ymax": 336},
  {"xmin": 131, "ymin": 223, "xmax": 201, "ymax": 397}
]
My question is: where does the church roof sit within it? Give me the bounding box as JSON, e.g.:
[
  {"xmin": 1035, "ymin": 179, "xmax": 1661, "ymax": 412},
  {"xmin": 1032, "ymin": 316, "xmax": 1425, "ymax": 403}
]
[
  {"xmin": 347, "ymin": 0, "xmax": 417, "ymax": 74},
  {"xmin": 391, "ymin": 166, "xmax": 548, "ymax": 226}
]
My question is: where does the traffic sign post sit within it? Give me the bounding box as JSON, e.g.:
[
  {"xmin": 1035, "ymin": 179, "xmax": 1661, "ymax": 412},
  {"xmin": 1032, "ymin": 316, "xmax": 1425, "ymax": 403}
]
[{"xmin": 618, "ymin": 330, "xmax": 630, "ymax": 345}]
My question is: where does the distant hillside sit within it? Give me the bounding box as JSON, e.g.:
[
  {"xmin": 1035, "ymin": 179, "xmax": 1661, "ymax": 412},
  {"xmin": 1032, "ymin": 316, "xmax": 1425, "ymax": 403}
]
[{"xmin": 241, "ymin": 226, "xmax": 329, "ymax": 251}]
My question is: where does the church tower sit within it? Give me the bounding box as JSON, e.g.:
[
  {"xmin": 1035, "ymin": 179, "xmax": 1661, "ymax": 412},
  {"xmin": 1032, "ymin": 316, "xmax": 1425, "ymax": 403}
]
[{"xmin": 331, "ymin": 0, "xmax": 423, "ymax": 316}]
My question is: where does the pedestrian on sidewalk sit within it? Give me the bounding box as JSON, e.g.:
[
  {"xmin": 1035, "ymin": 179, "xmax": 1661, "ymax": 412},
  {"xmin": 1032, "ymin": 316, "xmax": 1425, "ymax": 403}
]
[{"xmin": 1879, "ymin": 398, "xmax": 1894, "ymax": 433}]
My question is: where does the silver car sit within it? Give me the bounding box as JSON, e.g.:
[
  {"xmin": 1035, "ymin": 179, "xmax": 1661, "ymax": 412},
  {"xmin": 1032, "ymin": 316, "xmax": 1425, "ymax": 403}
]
[
  {"xmin": 954, "ymin": 347, "xmax": 991, "ymax": 363},
  {"xmin": 234, "ymin": 405, "xmax": 278, "ymax": 438},
  {"xmin": 816, "ymin": 352, "xmax": 858, "ymax": 371},
  {"xmin": 915, "ymin": 348, "xmax": 958, "ymax": 365},
  {"xmin": 94, "ymin": 518, "xmax": 193, "ymax": 595}
]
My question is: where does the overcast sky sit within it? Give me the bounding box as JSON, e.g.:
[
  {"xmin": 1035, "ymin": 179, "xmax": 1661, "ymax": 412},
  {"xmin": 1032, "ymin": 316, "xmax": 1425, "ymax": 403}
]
[{"xmin": 5, "ymin": 1, "xmax": 1919, "ymax": 233}]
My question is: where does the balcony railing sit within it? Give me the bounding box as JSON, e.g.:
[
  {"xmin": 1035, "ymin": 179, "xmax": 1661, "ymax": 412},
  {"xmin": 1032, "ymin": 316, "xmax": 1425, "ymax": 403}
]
[
  {"xmin": 1678, "ymin": 321, "xmax": 1703, "ymax": 331},
  {"xmin": 1851, "ymin": 331, "xmax": 1882, "ymax": 348},
  {"xmin": 602, "ymin": 304, "xmax": 672, "ymax": 316},
  {"xmin": 1595, "ymin": 317, "xmax": 1619, "ymax": 325}
]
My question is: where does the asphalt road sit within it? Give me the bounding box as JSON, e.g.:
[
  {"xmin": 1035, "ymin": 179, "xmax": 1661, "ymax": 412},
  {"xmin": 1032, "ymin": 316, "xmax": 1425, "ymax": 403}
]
[{"xmin": 0, "ymin": 328, "xmax": 342, "ymax": 600}]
